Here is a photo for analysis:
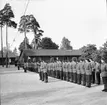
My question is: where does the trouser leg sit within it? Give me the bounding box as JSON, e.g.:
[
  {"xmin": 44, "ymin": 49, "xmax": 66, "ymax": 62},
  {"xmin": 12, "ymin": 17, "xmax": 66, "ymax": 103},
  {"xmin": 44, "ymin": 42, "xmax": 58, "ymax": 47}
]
[
  {"xmin": 96, "ymin": 72, "xmax": 100, "ymax": 85},
  {"xmin": 74, "ymin": 73, "xmax": 77, "ymax": 83},
  {"xmin": 24, "ymin": 68, "xmax": 27, "ymax": 73},
  {"xmin": 44, "ymin": 72, "xmax": 48, "ymax": 83},
  {"xmin": 40, "ymin": 72, "xmax": 42, "ymax": 80},
  {"xmin": 68, "ymin": 72, "xmax": 70, "ymax": 81},
  {"xmin": 86, "ymin": 75, "xmax": 91, "ymax": 87},
  {"xmin": 82, "ymin": 74, "xmax": 86, "ymax": 86},
  {"xmin": 77, "ymin": 74, "xmax": 81, "ymax": 84},
  {"xmin": 63, "ymin": 72, "xmax": 66, "ymax": 80},
  {"xmin": 42, "ymin": 71, "xmax": 44, "ymax": 81},
  {"xmin": 60, "ymin": 71, "xmax": 63, "ymax": 80},
  {"xmin": 18, "ymin": 66, "xmax": 20, "ymax": 70},
  {"xmin": 39, "ymin": 72, "xmax": 41, "ymax": 80},
  {"xmin": 92, "ymin": 71, "xmax": 95, "ymax": 84},
  {"xmin": 70, "ymin": 72, "xmax": 73, "ymax": 82}
]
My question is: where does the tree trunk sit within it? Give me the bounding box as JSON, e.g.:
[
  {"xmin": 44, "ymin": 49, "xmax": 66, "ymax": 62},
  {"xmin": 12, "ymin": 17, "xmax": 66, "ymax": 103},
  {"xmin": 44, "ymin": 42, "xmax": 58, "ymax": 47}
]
[
  {"xmin": 1, "ymin": 26, "xmax": 4, "ymax": 67},
  {"xmin": 6, "ymin": 24, "xmax": 8, "ymax": 68},
  {"xmin": 24, "ymin": 31, "xmax": 27, "ymax": 49}
]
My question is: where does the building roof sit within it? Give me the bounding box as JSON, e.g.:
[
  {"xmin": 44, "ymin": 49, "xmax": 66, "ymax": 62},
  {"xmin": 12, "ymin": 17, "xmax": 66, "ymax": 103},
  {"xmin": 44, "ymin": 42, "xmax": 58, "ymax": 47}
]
[
  {"xmin": 23, "ymin": 49, "xmax": 82, "ymax": 56},
  {"xmin": 0, "ymin": 51, "xmax": 16, "ymax": 58}
]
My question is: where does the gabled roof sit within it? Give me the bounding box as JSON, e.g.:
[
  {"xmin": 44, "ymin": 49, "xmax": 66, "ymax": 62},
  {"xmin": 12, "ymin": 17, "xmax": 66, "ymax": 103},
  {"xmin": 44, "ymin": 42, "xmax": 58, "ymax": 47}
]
[
  {"xmin": 0, "ymin": 51, "xmax": 16, "ymax": 58},
  {"xmin": 23, "ymin": 49, "xmax": 82, "ymax": 56}
]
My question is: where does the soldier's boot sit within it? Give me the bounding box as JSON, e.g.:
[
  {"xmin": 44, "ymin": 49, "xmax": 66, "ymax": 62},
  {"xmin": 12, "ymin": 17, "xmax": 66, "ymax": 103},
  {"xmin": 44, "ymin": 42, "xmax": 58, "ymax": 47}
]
[
  {"xmin": 24, "ymin": 68, "xmax": 27, "ymax": 73},
  {"xmin": 42, "ymin": 72, "xmax": 44, "ymax": 81},
  {"xmin": 18, "ymin": 66, "xmax": 20, "ymax": 70},
  {"xmin": 44, "ymin": 73, "xmax": 48, "ymax": 83}
]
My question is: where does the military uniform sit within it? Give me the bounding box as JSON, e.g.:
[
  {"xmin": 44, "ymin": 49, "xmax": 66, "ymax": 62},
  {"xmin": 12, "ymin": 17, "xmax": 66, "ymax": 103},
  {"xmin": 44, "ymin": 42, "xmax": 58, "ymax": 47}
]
[
  {"xmin": 95, "ymin": 62, "xmax": 101, "ymax": 85},
  {"xmin": 38, "ymin": 62, "xmax": 42, "ymax": 80},
  {"xmin": 101, "ymin": 62, "xmax": 107, "ymax": 92},
  {"xmin": 43, "ymin": 61, "xmax": 48, "ymax": 83},
  {"xmin": 65, "ymin": 61, "xmax": 69, "ymax": 81},
  {"xmin": 40, "ymin": 61, "xmax": 44, "ymax": 81},
  {"xmin": 70, "ymin": 61, "xmax": 73, "ymax": 82},
  {"xmin": 76, "ymin": 62, "xmax": 81, "ymax": 84},
  {"xmin": 68, "ymin": 61, "xmax": 71, "ymax": 81},
  {"xmin": 59, "ymin": 61, "xmax": 63, "ymax": 80},
  {"xmin": 24, "ymin": 62, "xmax": 28, "ymax": 73},
  {"xmin": 72, "ymin": 61, "xmax": 77, "ymax": 83},
  {"xmin": 90, "ymin": 60, "xmax": 96, "ymax": 84},
  {"xmin": 62, "ymin": 61, "xmax": 66, "ymax": 80},
  {"xmin": 80, "ymin": 61, "xmax": 86, "ymax": 86},
  {"xmin": 84, "ymin": 60, "xmax": 92, "ymax": 87}
]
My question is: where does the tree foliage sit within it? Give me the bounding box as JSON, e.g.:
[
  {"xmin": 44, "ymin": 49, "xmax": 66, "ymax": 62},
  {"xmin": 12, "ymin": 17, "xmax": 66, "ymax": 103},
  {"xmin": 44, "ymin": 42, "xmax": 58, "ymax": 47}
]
[
  {"xmin": 60, "ymin": 37, "xmax": 73, "ymax": 50},
  {"xmin": 80, "ymin": 44, "xmax": 97, "ymax": 60},
  {"xmin": 100, "ymin": 41, "xmax": 107, "ymax": 63},
  {"xmin": 18, "ymin": 14, "xmax": 43, "ymax": 49},
  {"xmin": 19, "ymin": 37, "xmax": 32, "ymax": 52},
  {"xmin": 0, "ymin": 3, "xmax": 17, "ymax": 28},
  {"xmin": 39, "ymin": 37, "xmax": 59, "ymax": 49},
  {"xmin": 13, "ymin": 47, "xmax": 18, "ymax": 56}
]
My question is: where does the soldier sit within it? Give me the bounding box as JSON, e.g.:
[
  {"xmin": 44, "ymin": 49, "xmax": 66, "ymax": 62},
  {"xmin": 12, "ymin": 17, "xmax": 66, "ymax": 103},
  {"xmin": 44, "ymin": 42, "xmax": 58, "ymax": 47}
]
[
  {"xmin": 56, "ymin": 60, "xmax": 60, "ymax": 79},
  {"xmin": 72, "ymin": 57, "xmax": 77, "ymax": 83},
  {"xmin": 95, "ymin": 60, "xmax": 101, "ymax": 85},
  {"xmin": 37, "ymin": 60, "xmax": 42, "ymax": 80},
  {"xmin": 62, "ymin": 60, "xmax": 66, "ymax": 80},
  {"xmin": 24, "ymin": 61, "xmax": 28, "ymax": 73},
  {"xmin": 52, "ymin": 61, "xmax": 55, "ymax": 78},
  {"xmin": 84, "ymin": 59, "xmax": 92, "ymax": 88},
  {"xmin": 40, "ymin": 60, "xmax": 44, "ymax": 81},
  {"xmin": 50, "ymin": 62, "xmax": 52, "ymax": 77},
  {"xmin": 76, "ymin": 58, "xmax": 81, "ymax": 84},
  {"xmin": 59, "ymin": 60, "xmax": 63, "ymax": 80},
  {"xmin": 55, "ymin": 59, "xmax": 57, "ymax": 78},
  {"xmin": 100, "ymin": 59, "xmax": 107, "ymax": 92},
  {"xmin": 65, "ymin": 60, "xmax": 68, "ymax": 81},
  {"xmin": 69, "ymin": 60, "xmax": 73, "ymax": 82},
  {"xmin": 80, "ymin": 58, "xmax": 86, "ymax": 86},
  {"xmin": 47, "ymin": 61, "xmax": 51, "ymax": 76},
  {"xmin": 68, "ymin": 60, "xmax": 71, "ymax": 81},
  {"xmin": 43, "ymin": 60, "xmax": 48, "ymax": 83},
  {"xmin": 90, "ymin": 59, "xmax": 96, "ymax": 84}
]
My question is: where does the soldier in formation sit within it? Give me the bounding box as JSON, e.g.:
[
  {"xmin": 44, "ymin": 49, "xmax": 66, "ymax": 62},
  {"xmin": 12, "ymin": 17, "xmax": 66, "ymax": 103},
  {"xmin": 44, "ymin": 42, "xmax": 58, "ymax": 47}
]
[{"xmin": 23, "ymin": 56, "xmax": 107, "ymax": 91}]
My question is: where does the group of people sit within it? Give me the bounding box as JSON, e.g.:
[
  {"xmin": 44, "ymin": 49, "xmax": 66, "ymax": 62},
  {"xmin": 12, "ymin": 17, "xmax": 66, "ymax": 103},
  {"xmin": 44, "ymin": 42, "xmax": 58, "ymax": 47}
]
[{"xmin": 23, "ymin": 57, "xmax": 107, "ymax": 92}]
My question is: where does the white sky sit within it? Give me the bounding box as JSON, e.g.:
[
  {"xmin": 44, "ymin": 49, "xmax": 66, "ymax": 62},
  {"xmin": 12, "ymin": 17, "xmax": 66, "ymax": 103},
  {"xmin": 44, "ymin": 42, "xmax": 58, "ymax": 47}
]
[{"xmin": 0, "ymin": 0, "xmax": 107, "ymax": 51}]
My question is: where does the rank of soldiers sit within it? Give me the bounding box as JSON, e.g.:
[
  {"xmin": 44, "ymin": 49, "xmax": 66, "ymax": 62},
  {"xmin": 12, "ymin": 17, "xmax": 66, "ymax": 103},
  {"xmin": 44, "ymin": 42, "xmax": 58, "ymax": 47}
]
[{"xmin": 23, "ymin": 57, "xmax": 107, "ymax": 89}]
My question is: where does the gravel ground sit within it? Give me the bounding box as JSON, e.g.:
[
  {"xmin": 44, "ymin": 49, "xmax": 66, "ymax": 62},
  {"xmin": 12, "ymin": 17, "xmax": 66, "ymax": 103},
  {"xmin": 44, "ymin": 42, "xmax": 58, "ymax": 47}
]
[{"xmin": 0, "ymin": 67, "xmax": 107, "ymax": 105}]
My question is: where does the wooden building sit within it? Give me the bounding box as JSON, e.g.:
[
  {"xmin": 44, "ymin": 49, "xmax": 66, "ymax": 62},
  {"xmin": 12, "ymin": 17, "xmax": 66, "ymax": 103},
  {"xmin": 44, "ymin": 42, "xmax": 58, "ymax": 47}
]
[
  {"xmin": 0, "ymin": 52, "xmax": 17, "ymax": 65},
  {"xmin": 19, "ymin": 49, "xmax": 82, "ymax": 62}
]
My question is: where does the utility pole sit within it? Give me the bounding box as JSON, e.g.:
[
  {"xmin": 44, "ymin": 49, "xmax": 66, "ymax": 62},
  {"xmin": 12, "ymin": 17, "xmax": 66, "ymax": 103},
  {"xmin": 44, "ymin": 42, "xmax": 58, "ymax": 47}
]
[
  {"xmin": 6, "ymin": 24, "xmax": 8, "ymax": 68},
  {"xmin": 1, "ymin": 26, "xmax": 4, "ymax": 67},
  {"xmin": 24, "ymin": 30, "xmax": 27, "ymax": 49}
]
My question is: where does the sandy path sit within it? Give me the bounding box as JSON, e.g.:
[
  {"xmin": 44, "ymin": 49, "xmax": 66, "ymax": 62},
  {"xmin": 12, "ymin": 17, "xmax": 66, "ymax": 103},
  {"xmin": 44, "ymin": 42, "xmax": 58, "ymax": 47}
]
[{"xmin": 0, "ymin": 67, "xmax": 107, "ymax": 105}]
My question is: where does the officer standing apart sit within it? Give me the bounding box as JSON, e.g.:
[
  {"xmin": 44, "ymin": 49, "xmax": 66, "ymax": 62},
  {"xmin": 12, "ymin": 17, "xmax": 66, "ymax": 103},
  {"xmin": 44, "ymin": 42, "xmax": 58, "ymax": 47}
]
[{"xmin": 100, "ymin": 59, "xmax": 107, "ymax": 92}]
